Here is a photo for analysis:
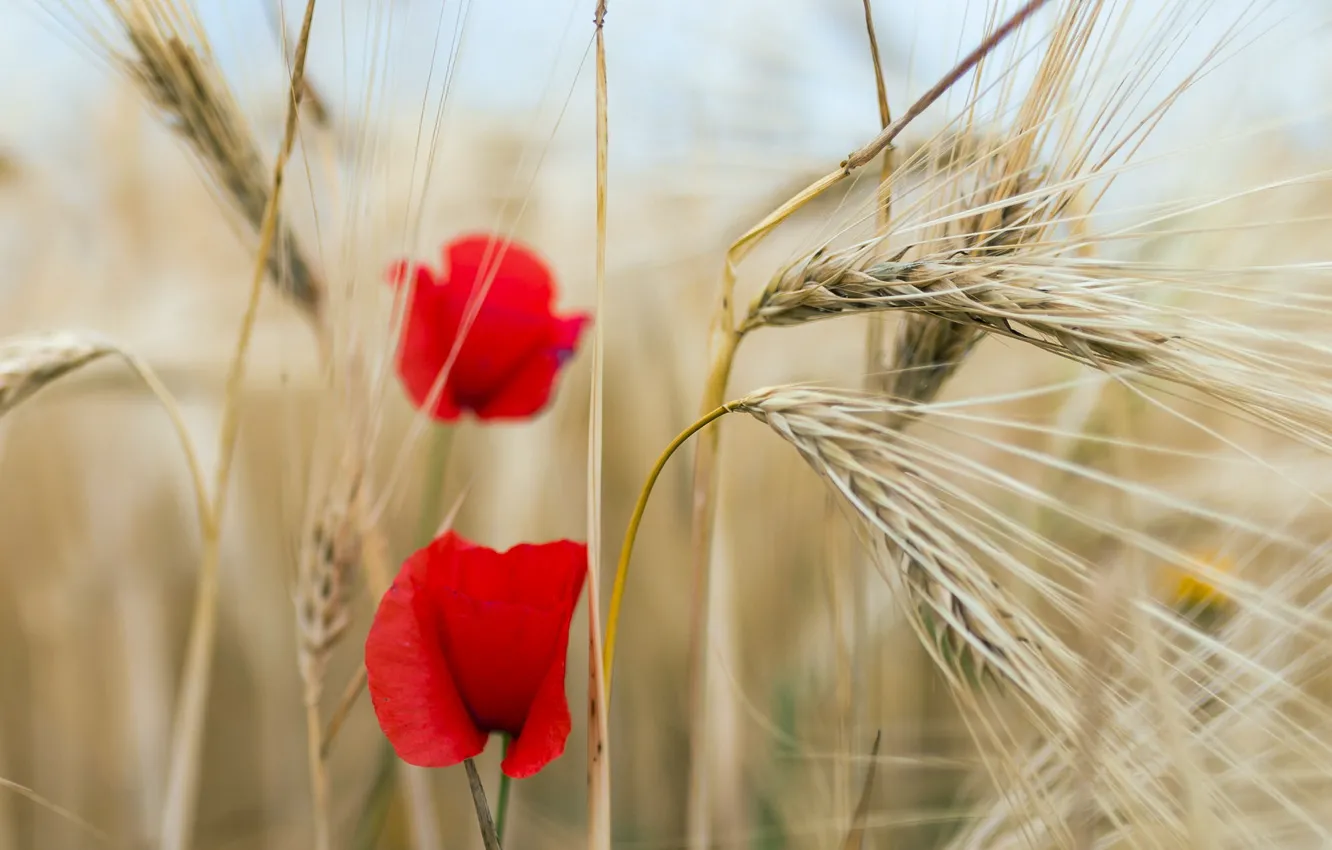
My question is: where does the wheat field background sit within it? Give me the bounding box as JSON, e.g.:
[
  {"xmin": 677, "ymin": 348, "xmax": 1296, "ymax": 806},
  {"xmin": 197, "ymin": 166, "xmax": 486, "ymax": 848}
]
[{"xmin": 3, "ymin": 1, "xmax": 1332, "ymax": 849}]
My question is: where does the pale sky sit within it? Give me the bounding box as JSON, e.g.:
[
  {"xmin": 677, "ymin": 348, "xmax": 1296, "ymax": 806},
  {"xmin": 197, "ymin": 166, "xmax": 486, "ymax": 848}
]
[{"xmin": 2, "ymin": 0, "xmax": 1329, "ymax": 173}]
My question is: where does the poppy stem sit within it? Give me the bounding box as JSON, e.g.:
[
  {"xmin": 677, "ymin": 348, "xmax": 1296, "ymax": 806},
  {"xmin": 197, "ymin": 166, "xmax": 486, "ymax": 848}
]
[
  {"xmin": 602, "ymin": 402, "xmax": 737, "ymax": 700},
  {"xmin": 495, "ymin": 736, "xmax": 513, "ymax": 843},
  {"xmin": 463, "ymin": 758, "xmax": 503, "ymax": 850},
  {"xmin": 417, "ymin": 423, "xmax": 455, "ymax": 545}
]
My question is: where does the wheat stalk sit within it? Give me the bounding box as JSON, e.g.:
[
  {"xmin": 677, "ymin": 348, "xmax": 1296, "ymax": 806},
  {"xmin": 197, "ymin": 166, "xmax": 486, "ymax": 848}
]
[{"xmin": 588, "ymin": 7, "xmax": 614, "ymax": 850}]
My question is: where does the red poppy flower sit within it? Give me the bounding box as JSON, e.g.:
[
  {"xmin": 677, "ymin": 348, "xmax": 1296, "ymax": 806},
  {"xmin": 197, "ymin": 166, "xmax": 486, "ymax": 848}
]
[
  {"xmin": 365, "ymin": 531, "xmax": 588, "ymax": 778},
  {"xmin": 389, "ymin": 235, "xmax": 590, "ymax": 421}
]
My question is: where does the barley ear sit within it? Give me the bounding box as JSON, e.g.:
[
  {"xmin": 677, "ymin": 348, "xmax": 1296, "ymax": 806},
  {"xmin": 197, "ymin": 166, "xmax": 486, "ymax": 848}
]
[
  {"xmin": 0, "ymin": 331, "xmax": 116, "ymax": 417},
  {"xmin": 0, "ymin": 331, "xmax": 211, "ymax": 535},
  {"xmin": 105, "ymin": 2, "xmax": 325, "ymax": 321}
]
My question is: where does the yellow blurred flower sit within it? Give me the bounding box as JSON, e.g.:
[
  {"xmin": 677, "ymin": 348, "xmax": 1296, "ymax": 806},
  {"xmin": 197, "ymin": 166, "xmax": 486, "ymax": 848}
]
[{"xmin": 1164, "ymin": 551, "xmax": 1234, "ymax": 618}]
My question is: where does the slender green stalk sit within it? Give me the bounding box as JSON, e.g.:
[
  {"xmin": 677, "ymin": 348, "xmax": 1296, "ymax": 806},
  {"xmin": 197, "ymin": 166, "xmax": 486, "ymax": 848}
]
[
  {"xmin": 495, "ymin": 735, "xmax": 513, "ymax": 844},
  {"xmin": 351, "ymin": 742, "xmax": 398, "ymax": 850},
  {"xmin": 603, "ymin": 403, "xmax": 735, "ymax": 699},
  {"xmin": 417, "ymin": 424, "xmax": 456, "ymax": 544}
]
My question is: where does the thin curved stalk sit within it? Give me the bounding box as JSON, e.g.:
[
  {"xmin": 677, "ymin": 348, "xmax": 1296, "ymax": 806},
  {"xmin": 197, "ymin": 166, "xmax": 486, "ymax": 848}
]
[
  {"xmin": 116, "ymin": 351, "xmax": 213, "ymax": 541},
  {"xmin": 602, "ymin": 403, "xmax": 735, "ymax": 698}
]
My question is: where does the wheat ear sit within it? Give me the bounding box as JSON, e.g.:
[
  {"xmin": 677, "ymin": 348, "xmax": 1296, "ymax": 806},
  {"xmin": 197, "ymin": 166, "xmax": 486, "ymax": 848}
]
[{"xmin": 104, "ymin": 0, "xmax": 325, "ymax": 322}]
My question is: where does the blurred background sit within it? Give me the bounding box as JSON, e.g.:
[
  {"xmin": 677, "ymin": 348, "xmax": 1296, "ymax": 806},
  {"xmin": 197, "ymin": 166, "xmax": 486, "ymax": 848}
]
[{"xmin": 3, "ymin": 0, "xmax": 1332, "ymax": 848}]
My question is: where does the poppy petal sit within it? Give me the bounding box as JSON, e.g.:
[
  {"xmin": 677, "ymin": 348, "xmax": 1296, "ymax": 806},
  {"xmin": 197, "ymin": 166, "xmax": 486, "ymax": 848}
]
[
  {"xmin": 439, "ymin": 238, "xmax": 563, "ymax": 414},
  {"xmin": 472, "ymin": 315, "xmax": 589, "ymax": 419},
  {"xmin": 396, "ymin": 263, "xmax": 466, "ymax": 421},
  {"xmin": 554, "ymin": 314, "xmax": 590, "ymax": 351},
  {"xmin": 470, "ymin": 349, "xmax": 564, "ymax": 420},
  {"xmin": 447, "ymin": 309, "xmax": 552, "ymax": 416},
  {"xmin": 365, "ymin": 549, "xmax": 487, "ymax": 767},
  {"xmin": 433, "ymin": 573, "xmax": 567, "ymax": 734},
  {"xmin": 444, "ymin": 235, "xmax": 555, "ymax": 310},
  {"xmin": 428, "ymin": 536, "xmax": 587, "ymax": 732},
  {"xmin": 499, "ymin": 622, "xmax": 574, "ymax": 779},
  {"xmin": 436, "ymin": 535, "xmax": 588, "ymax": 612},
  {"xmin": 389, "ymin": 233, "xmax": 587, "ymax": 423}
]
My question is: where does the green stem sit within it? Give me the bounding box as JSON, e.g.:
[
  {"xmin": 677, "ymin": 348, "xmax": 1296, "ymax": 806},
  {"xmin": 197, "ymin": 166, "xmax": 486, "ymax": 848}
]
[
  {"xmin": 602, "ymin": 402, "xmax": 737, "ymax": 700},
  {"xmin": 495, "ymin": 735, "xmax": 513, "ymax": 844},
  {"xmin": 417, "ymin": 423, "xmax": 456, "ymax": 546},
  {"xmin": 351, "ymin": 741, "xmax": 398, "ymax": 850},
  {"xmin": 356, "ymin": 423, "xmax": 455, "ymax": 849}
]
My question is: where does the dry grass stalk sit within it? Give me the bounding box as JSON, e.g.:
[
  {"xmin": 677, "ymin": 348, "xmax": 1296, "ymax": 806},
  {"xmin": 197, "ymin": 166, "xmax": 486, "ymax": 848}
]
[
  {"xmin": 102, "ymin": 0, "xmax": 325, "ymax": 322},
  {"xmin": 840, "ymin": 0, "xmax": 1052, "ymax": 176},
  {"xmin": 157, "ymin": 1, "xmax": 320, "ymax": 846},
  {"xmin": 853, "ymin": 5, "xmax": 893, "ymax": 792},
  {"xmin": 840, "ymin": 731, "xmax": 883, "ymax": 850},
  {"xmin": 261, "ymin": 0, "xmax": 333, "ymax": 131},
  {"xmin": 0, "ymin": 777, "xmax": 112, "ymax": 846},
  {"xmin": 588, "ymin": 7, "xmax": 613, "ymax": 850}
]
